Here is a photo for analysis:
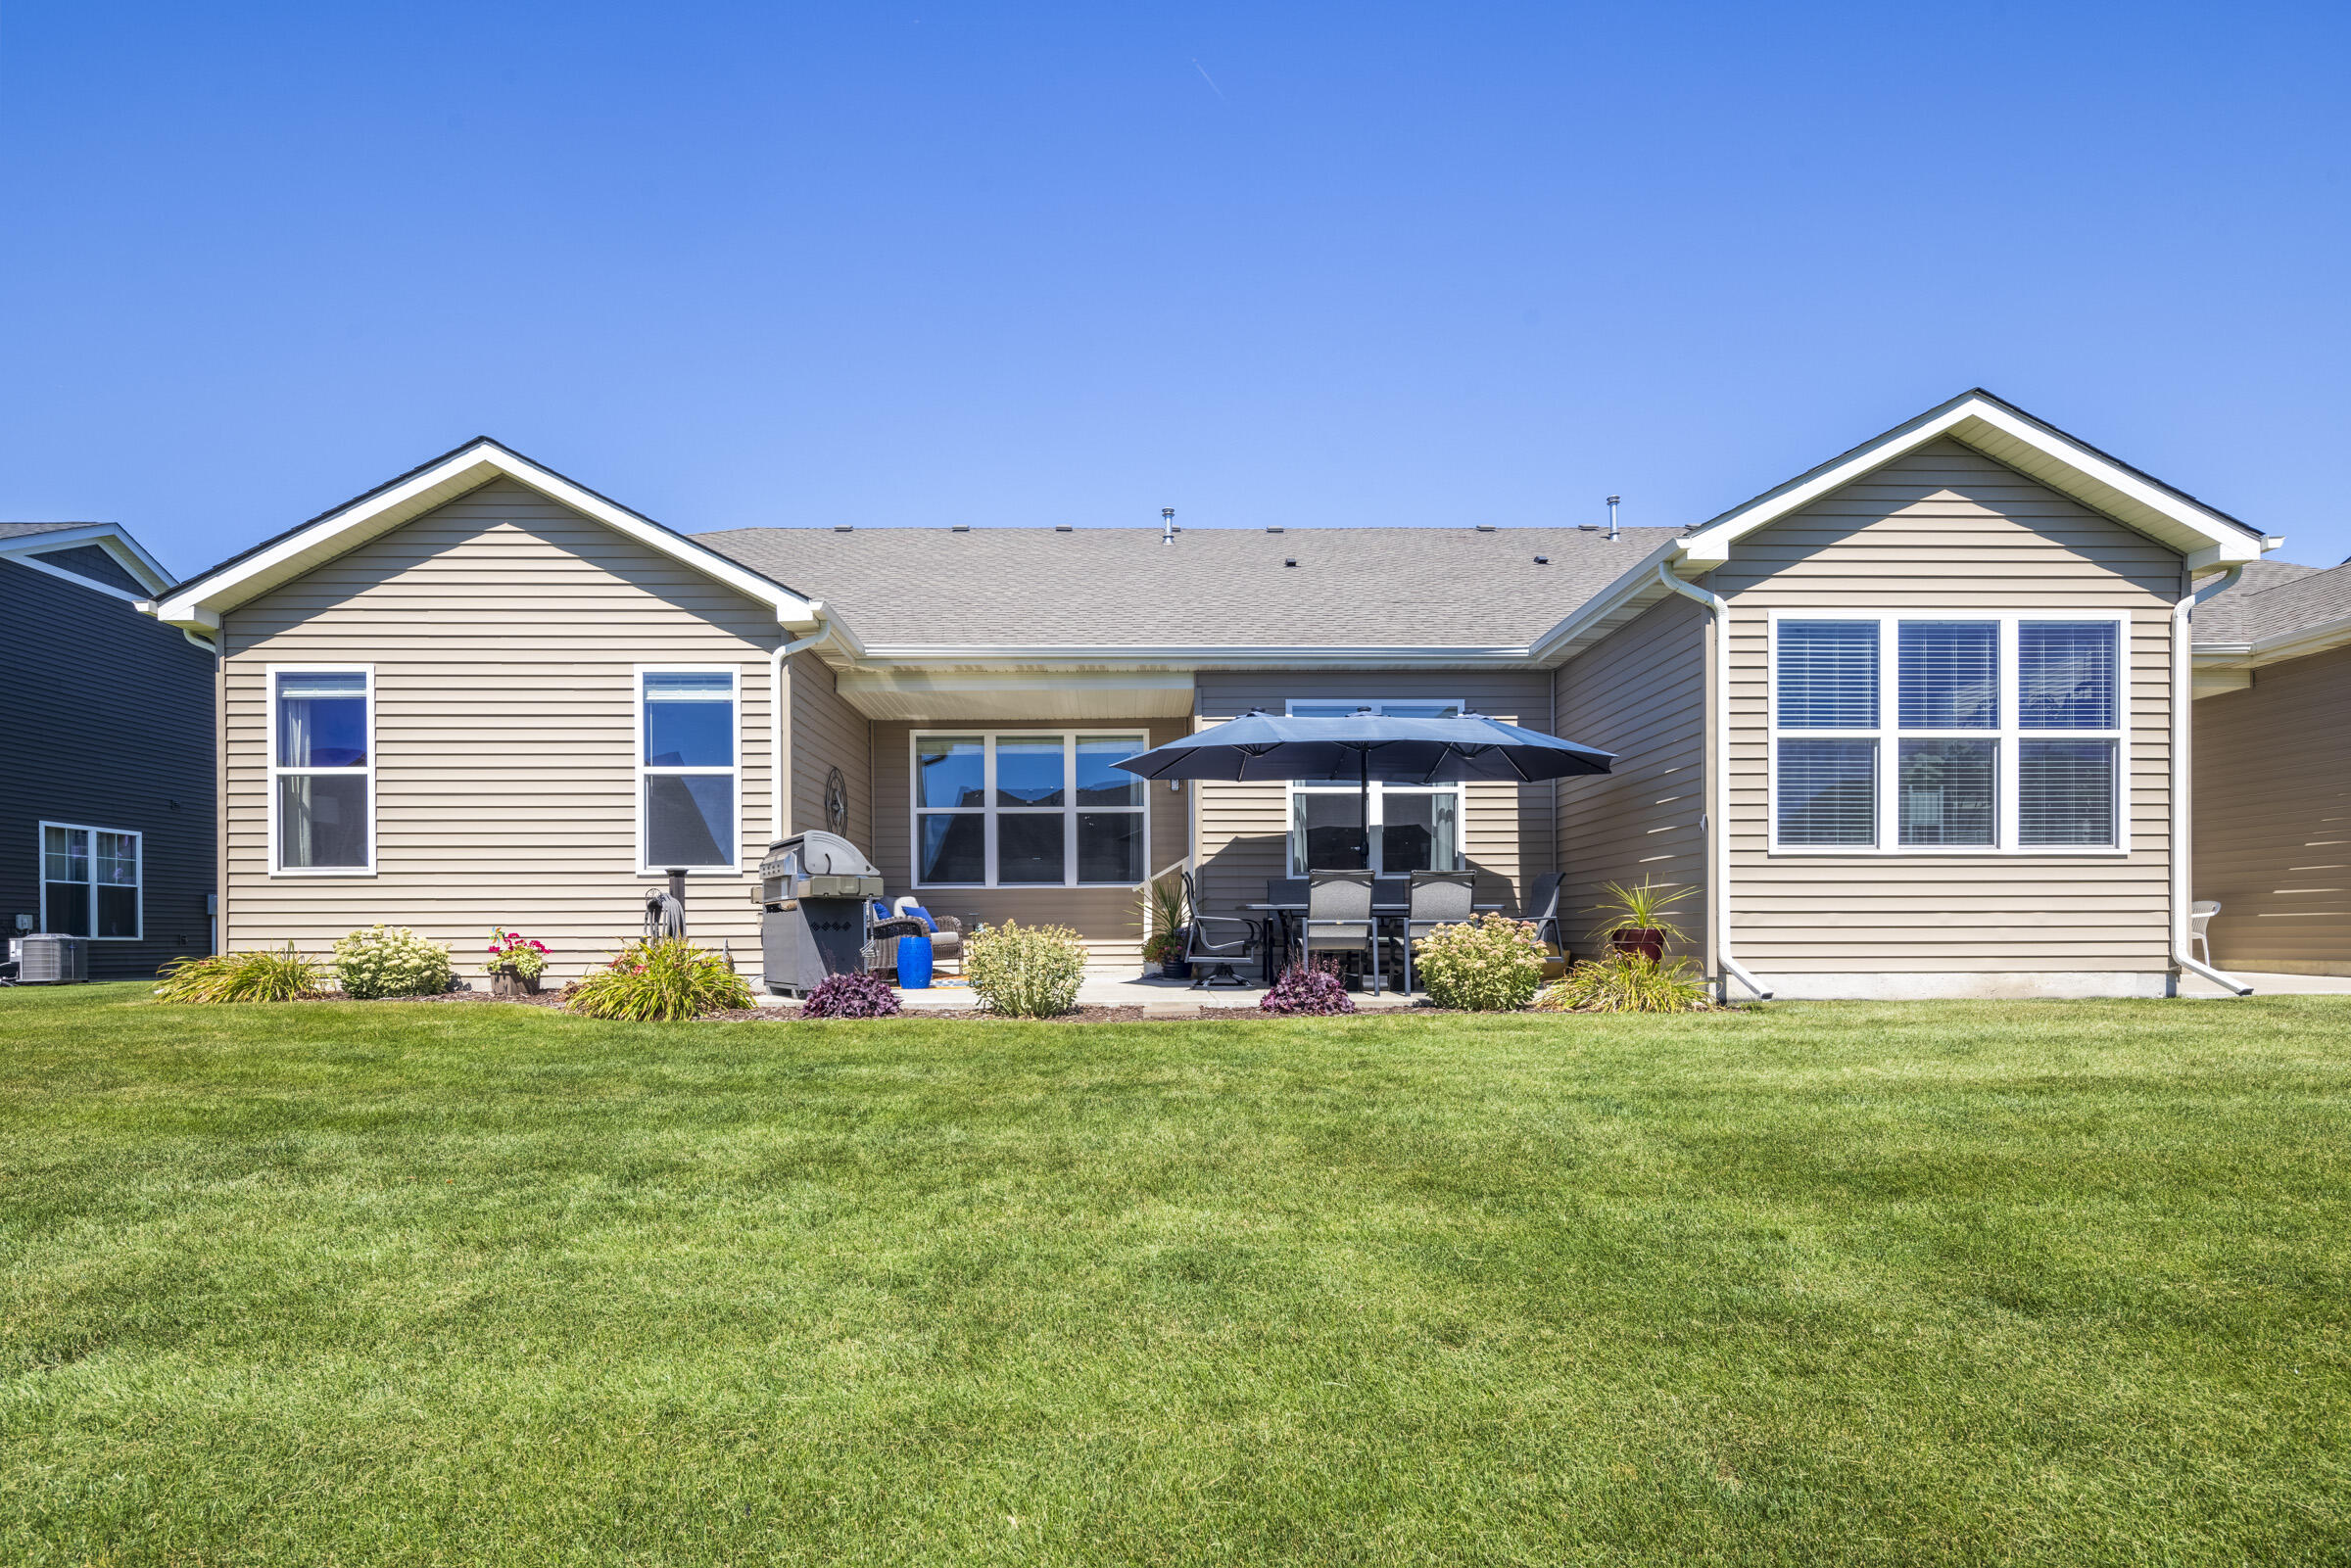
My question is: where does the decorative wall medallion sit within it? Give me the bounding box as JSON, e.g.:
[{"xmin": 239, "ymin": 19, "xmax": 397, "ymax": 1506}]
[{"xmin": 824, "ymin": 767, "xmax": 850, "ymax": 836}]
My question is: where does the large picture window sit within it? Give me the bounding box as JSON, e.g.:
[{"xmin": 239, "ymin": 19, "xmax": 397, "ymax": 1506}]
[
  {"xmin": 1769, "ymin": 615, "xmax": 2125, "ymax": 853},
  {"xmin": 270, "ymin": 667, "xmax": 373, "ymax": 873},
  {"xmin": 39, "ymin": 822, "xmax": 140, "ymax": 938},
  {"xmin": 912, "ymin": 732, "xmax": 1148, "ymax": 886},
  {"xmin": 1283, "ymin": 700, "xmax": 1466, "ymax": 876},
  {"xmin": 640, "ymin": 668, "xmax": 740, "ymax": 871}
]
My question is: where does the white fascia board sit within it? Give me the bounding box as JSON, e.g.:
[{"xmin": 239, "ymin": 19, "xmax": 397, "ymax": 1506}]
[
  {"xmin": 148, "ymin": 442, "xmax": 822, "ymax": 634},
  {"xmin": 1523, "ymin": 537, "xmax": 1686, "ymax": 666},
  {"xmin": 1675, "ymin": 394, "xmax": 2266, "ymax": 568},
  {"xmin": 841, "ymin": 643, "xmax": 1538, "ymax": 671},
  {"xmin": 834, "ymin": 666, "xmax": 1198, "ymax": 721},
  {"xmin": 0, "ymin": 523, "xmax": 176, "ymax": 596}
]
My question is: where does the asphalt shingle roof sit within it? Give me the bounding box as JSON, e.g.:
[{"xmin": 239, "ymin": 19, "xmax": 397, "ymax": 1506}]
[
  {"xmin": 2197, "ymin": 557, "xmax": 2351, "ymax": 645},
  {"xmin": 0, "ymin": 521, "xmax": 94, "ymax": 540},
  {"xmin": 695, "ymin": 526, "xmax": 1685, "ymax": 647}
]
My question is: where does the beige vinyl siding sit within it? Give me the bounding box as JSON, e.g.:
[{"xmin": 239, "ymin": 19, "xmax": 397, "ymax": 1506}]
[
  {"xmin": 1190, "ymin": 670, "xmax": 1554, "ymax": 925},
  {"xmin": 869, "ymin": 718, "xmax": 1188, "ymax": 964},
  {"xmin": 2192, "ymin": 640, "xmax": 2351, "ymax": 974},
  {"xmin": 1711, "ymin": 438, "xmax": 2180, "ymax": 975},
  {"xmin": 1553, "ymin": 595, "xmax": 1707, "ymax": 963},
  {"xmin": 220, "ymin": 477, "xmax": 782, "ymax": 978},
  {"xmin": 787, "ymin": 650, "xmax": 874, "ymax": 856}
]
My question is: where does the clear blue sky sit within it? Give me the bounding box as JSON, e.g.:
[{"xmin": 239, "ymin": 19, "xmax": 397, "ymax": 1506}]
[{"xmin": 5, "ymin": 1, "xmax": 2347, "ymax": 578}]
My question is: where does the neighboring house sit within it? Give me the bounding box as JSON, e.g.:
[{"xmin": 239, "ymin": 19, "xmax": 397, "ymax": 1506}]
[
  {"xmin": 2190, "ymin": 558, "xmax": 2351, "ymax": 974},
  {"xmin": 1, "ymin": 522, "xmax": 216, "ymax": 978},
  {"xmin": 145, "ymin": 390, "xmax": 2274, "ymax": 998}
]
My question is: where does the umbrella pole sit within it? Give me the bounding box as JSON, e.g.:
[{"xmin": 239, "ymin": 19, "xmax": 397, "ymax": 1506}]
[{"xmin": 1359, "ymin": 750, "xmax": 1370, "ymax": 870}]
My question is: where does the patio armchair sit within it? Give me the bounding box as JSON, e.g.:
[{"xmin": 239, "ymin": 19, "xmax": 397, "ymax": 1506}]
[
  {"xmin": 1180, "ymin": 868, "xmax": 1259, "ymax": 988},
  {"xmin": 892, "ymin": 896, "xmax": 965, "ymax": 975},
  {"xmin": 1387, "ymin": 870, "xmax": 1475, "ymax": 993},
  {"xmin": 1299, "ymin": 870, "xmax": 1380, "ymax": 994},
  {"xmin": 1522, "ymin": 872, "xmax": 1570, "ymax": 981},
  {"xmin": 2189, "ymin": 899, "xmax": 2220, "ymax": 967}
]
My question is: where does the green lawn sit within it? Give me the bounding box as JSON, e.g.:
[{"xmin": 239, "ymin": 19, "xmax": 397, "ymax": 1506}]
[{"xmin": 2, "ymin": 986, "xmax": 2347, "ymax": 1565}]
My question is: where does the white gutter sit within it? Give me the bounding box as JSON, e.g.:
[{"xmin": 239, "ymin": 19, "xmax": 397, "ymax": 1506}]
[
  {"xmin": 2173, "ymin": 564, "xmax": 2252, "ymax": 995},
  {"xmin": 768, "ymin": 603, "xmax": 837, "ymax": 843},
  {"xmin": 1655, "ymin": 558, "xmax": 1771, "ymax": 1002}
]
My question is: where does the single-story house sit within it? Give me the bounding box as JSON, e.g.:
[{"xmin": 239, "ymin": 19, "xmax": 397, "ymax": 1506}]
[
  {"xmin": 145, "ymin": 389, "xmax": 2279, "ymax": 998},
  {"xmin": 2, "ymin": 521, "xmax": 216, "ymax": 977},
  {"xmin": 2190, "ymin": 557, "xmax": 2351, "ymax": 974}
]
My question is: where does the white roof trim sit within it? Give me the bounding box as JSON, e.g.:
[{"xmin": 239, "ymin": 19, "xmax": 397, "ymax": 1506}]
[
  {"xmin": 0, "ymin": 523, "xmax": 175, "ymax": 598},
  {"xmin": 148, "ymin": 440, "xmax": 824, "ymax": 635},
  {"xmin": 1673, "ymin": 392, "xmax": 2268, "ymax": 570},
  {"xmin": 2192, "ymin": 610, "xmax": 2351, "ymax": 674}
]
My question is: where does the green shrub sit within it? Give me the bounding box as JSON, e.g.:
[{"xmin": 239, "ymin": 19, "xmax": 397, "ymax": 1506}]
[
  {"xmin": 965, "ymin": 921, "xmax": 1087, "ymax": 1017},
  {"xmin": 1532, "ymin": 953, "xmax": 1713, "ymax": 1013},
  {"xmin": 153, "ymin": 946, "xmax": 325, "ymax": 1004},
  {"xmin": 1413, "ymin": 913, "xmax": 1544, "ymax": 1012},
  {"xmin": 564, "ymin": 938, "xmax": 754, "ymax": 1022},
  {"xmin": 332, "ymin": 925, "xmax": 455, "ymax": 999}
]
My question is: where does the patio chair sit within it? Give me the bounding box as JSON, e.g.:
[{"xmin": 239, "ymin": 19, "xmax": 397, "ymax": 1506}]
[
  {"xmin": 891, "ymin": 896, "xmax": 966, "ymax": 975},
  {"xmin": 1388, "ymin": 870, "xmax": 1475, "ymax": 994},
  {"xmin": 1181, "ymin": 868, "xmax": 1260, "ymax": 988},
  {"xmin": 2189, "ymin": 899, "xmax": 2220, "ymax": 967},
  {"xmin": 1524, "ymin": 873, "xmax": 1564, "ymax": 949},
  {"xmin": 1300, "ymin": 870, "xmax": 1379, "ymax": 994}
]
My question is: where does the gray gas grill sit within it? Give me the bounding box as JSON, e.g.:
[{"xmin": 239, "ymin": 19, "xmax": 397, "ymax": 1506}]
[{"xmin": 757, "ymin": 831, "xmax": 886, "ymax": 997}]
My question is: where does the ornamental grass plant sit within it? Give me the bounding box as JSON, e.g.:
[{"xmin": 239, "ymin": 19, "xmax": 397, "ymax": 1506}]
[
  {"xmin": 1413, "ymin": 912, "xmax": 1545, "ymax": 1012},
  {"xmin": 563, "ymin": 938, "xmax": 753, "ymax": 1022},
  {"xmin": 965, "ymin": 921, "xmax": 1087, "ymax": 1017},
  {"xmin": 1533, "ymin": 952, "xmax": 1713, "ymax": 1013},
  {"xmin": 332, "ymin": 926, "xmax": 455, "ymax": 1000},
  {"xmin": 152, "ymin": 945, "xmax": 325, "ymax": 1004}
]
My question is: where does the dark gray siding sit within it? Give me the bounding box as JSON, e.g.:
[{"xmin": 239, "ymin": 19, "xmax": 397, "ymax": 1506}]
[{"xmin": 0, "ymin": 559, "xmax": 216, "ymax": 978}]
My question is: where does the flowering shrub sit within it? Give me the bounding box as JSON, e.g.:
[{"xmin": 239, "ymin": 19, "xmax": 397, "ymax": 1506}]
[
  {"xmin": 799, "ymin": 971, "xmax": 901, "ymax": 1019},
  {"xmin": 965, "ymin": 921, "xmax": 1087, "ymax": 1017},
  {"xmin": 565, "ymin": 938, "xmax": 754, "ymax": 1022},
  {"xmin": 1414, "ymin": 913, "xmax": 1544, "ymax": 1012},
  {"xmin": 486, "ymin": 927, "xmax": 550, "ymax": 979},
  {"xmin": 155, "ymin": 946, "xmax": 324, "ymax": 1004},
  {"xmin": 1259, "ymin": 963, "xmax": 1355, "ymax": 1016},
  {"xmin": 332, "ymin": 926, "xmax": 454, "ymax": 999},
  {"xmin": 1531, "ymin": 953, "xmax": 1712, "ymax": 1013},
  {"xmin": 1140, "ymin": 927, "xmax": 1187, "ymax": 967}
]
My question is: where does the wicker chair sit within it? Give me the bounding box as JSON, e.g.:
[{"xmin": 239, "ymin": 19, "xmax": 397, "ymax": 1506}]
[{"xmin": 893, "ymin": 896, "xmax": 965, "ymax": 975}]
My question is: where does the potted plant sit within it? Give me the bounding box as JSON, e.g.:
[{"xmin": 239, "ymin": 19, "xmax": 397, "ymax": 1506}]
[
  {"xmin": 486, "ymin": 927, "xmax": 551, "ymax": 997},
  {"xmin": 1587, "ymin": 879, "xmax": 1694, "ymax": 963},
  {"xmin": 1144, "ymin": 874, "xmax": 1192, "ymax": 979}
]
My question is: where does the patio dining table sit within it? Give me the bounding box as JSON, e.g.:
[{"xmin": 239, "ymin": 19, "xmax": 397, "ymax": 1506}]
[{"xmin": 1242, "ymin": 899, "xmax": 1503, "ymax": 986}]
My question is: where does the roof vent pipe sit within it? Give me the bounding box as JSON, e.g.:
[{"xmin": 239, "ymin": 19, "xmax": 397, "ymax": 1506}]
[
  {"xmin": 1607, "ymin": 495, "xmax": 1621, "ymax": 543},
  {"xmin": 1162, "ymin": 507, "xmax": 1176, "ymax": 546}
]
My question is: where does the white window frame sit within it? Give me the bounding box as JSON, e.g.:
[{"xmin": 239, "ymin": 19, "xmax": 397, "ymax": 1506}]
[
  {"xmin": 909, "ymin": 730, "xmax": 1152, "ymax": 888},
  {"xmin": 37, "ymin": 821, "xmax": 143, "ymax": 940},
  {"xmin": 1280, "ymin": 698, "xmax": 1468, "ymax": 877},
  {"xmin": 636, "ymin": 664, "xmax": 744, "ymax": 876},
  {"xmin": 1765, "ymin": 611, "xmax": 2130, "ymax": 856},
  {"xmin": 266, "ymin": 663, "xmax": 376, "ymax": 878}
]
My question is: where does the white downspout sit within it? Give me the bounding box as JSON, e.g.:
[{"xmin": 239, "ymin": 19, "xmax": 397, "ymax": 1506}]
[
  {"xmin": 1656, "ymin": 559, "xmax": 1772, "ymax": 1002},
  {"xmin": 768, "ymin": 603, "xmax": 834, "ymax": 843},
  {"xmin": 2173, "ymin": 564, "xmax": 2250, "ymax": 995}
]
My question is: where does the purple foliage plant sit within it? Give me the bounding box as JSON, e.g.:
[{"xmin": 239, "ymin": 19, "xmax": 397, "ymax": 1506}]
[
  {"xmin": 1259, "ymin": 959, "xmax": 1356, "ymax": 1016},
  {"xmin": 799, "ymin": 971, "xmax": 902, "ymax": 1019}
]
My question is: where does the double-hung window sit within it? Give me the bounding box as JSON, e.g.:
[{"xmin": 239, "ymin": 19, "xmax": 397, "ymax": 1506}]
[
  {"xmin": 1284, "ymin": 700, "xmax": 1465, "ymax": 875},
  {"xmin": 39, "ymin": 823, "xmax": 139, "ymax": 938},
  {"xmin": 271, "ymin": 668, "xmax": 373, "ymax": 872},
  {"xmin": 1770, "ymin": 615, "xmax": 2125, "ymax": 852},
  {"xmin": 912, "ymin": 733, "xmax": 1148, "ymax": 886},
  {"xmin": 640, "ymin": 668, "xmax": 740, "ymax": 871}
]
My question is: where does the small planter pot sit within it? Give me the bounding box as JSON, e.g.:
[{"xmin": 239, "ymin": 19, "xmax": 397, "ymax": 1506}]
[
  {"xmin": 1608, "ymin": 927, "xmax": 1666, "ymax": 962},
  {"xmin": 1159, "ymin": 959, "xmax": 1193, "ymax": 980},
  {"xmin": 490, "ymin": 972, "xmax": 542, "ymax": 998}
]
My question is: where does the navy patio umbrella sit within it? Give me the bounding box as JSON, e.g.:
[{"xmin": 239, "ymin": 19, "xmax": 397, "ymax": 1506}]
[{"xmin": 1114, "ymin": 710, "xmax": 1614, "ymax": 863}]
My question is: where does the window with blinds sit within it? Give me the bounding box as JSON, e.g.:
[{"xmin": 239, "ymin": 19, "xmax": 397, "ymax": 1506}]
[{"xmin": 1771, "ymin": 614, "xmax": 2125, "ymax": 852}]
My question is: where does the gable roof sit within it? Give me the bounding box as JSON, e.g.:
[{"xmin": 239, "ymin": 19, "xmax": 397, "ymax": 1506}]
[
  {"xmin": 697, "ymin": 524, "xmax": 1684, "ymax": 652},
  {"xmin": 2195, "ymin": 556, "xmax": 2351, "ymax": 668},
  {"xmin": 0, "ymin": 521, "xmax": 175, "ymax": 599},
  {"xmin": 1674, "ymin": 390, "xmax": 2271, "ymax": 571},
  {"xmin": 147, "ymin": 437, "xmax": 823, "ymax": 636}
]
